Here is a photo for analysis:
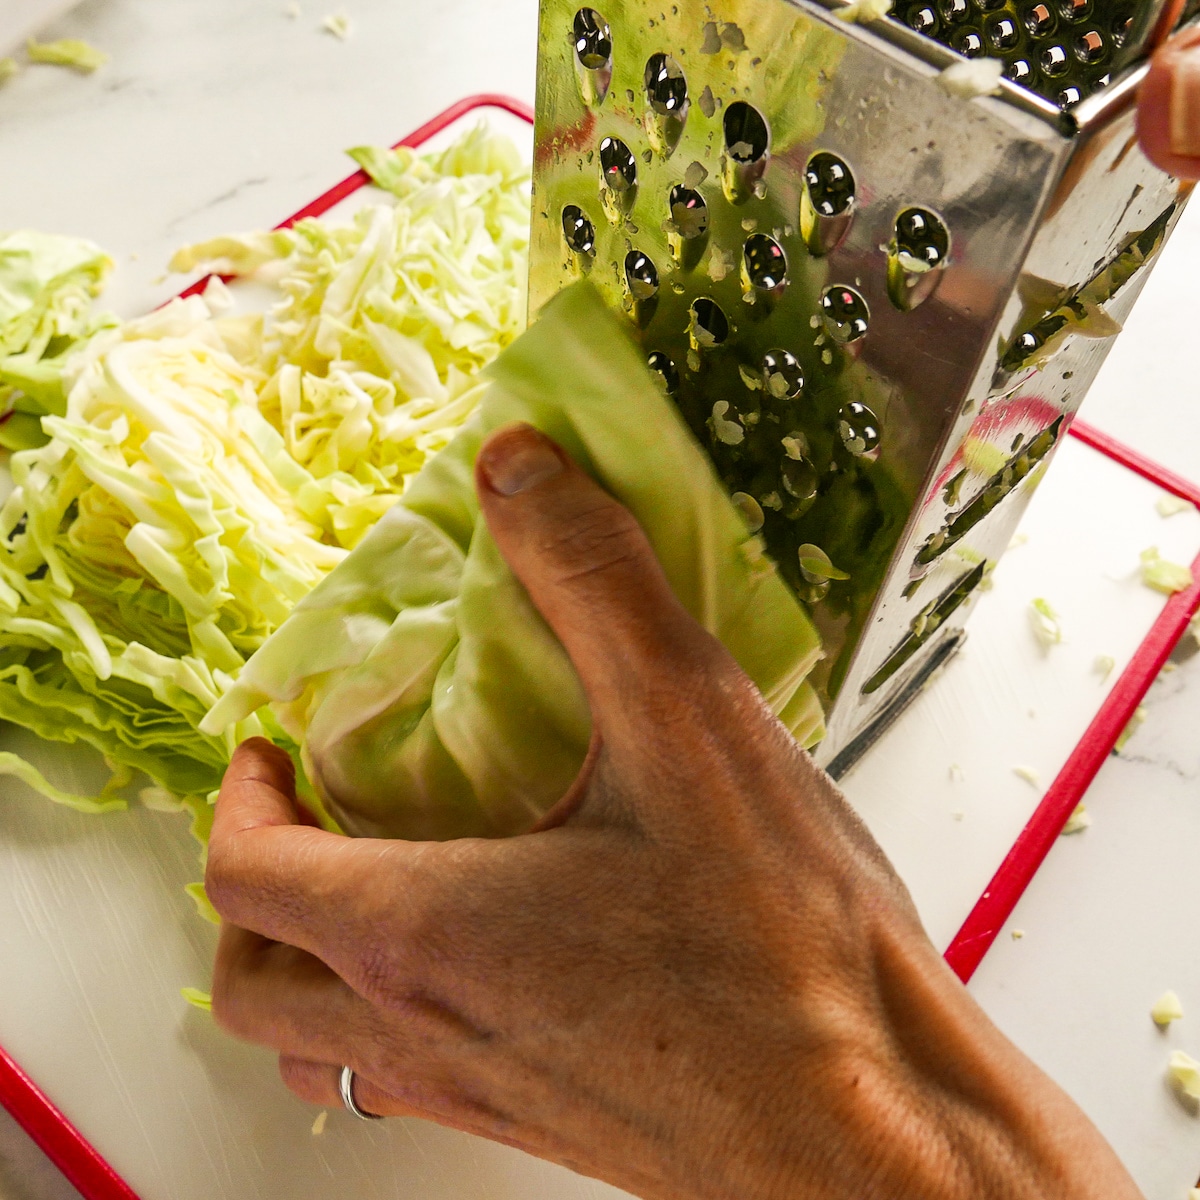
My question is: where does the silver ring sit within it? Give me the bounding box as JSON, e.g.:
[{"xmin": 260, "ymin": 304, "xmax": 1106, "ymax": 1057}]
[{"xmin": 339, "ymin": 1065, "xmax": 383, "ymax": 1121}]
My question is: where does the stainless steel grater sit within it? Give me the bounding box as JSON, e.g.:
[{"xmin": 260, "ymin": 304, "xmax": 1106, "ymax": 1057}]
[{"xmin": 528, "ymin": 0, "xmax": 1195, "ymax": 774}]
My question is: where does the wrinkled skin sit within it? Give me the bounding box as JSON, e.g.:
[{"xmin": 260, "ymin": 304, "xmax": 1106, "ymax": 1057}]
[
  {"xmin": 206, "ymin": 424, "xmax": 1143, "ymax": 1200},
  {"xmin": 1139, "ymin": 24, "xmax": 1200, "ymax": 181}
]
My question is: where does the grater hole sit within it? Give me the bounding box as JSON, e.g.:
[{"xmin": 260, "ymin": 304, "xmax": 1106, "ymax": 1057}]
[
  {"xmin": 762, "ymin": 348, "xmax": 804, "ymax": 399},
  {"xmin": 804, "ymin": 152, "xmax": 855, "ymax": 217},
  {"xmin": 937, "ymin": 0, "xmax": 970, "ymax": 21},
  {"xmin": 908, "ymin": 6, "xmax": 940, "ymax": 33},
  {"xmin": 668, "ymin": 185, "xmax": 709, "ymax": 238},
  {"xmin": 562, "ymin": 205, "xmax": 596, "ymax": 255},
  {"xmin": 894, "ymin": 207, "xmax": 950, "ymax": 270},
  {"xmin": 690, "ymin": 297, "xmax": 730, "ymax": 346},
  {"xmin": 573, "ymin": 8, "xmax": 612, "ymax": 69},
  {"xmin": 723, "ymin": 101, "xmax": 770, "ymax": 163},
  {"xmin": 950, "ymin": 28, "xmax": 985, "ymax": 54},
  {"xmin": 1058, "ymin": 0, "xmax": 1091, "ymax": 19},
  {"xmin": 1058, "ymin": 84, "xmax": 1083, "ymax": 106},
  {"xmin": 647, "ymin": 351, "xmax": 679, "ymax": 395},
  {"xmin": 743, "ymin": 234, "xmax": 788, "ymax": 291},
  {"xmin": 1023, "ymin": 3, "xmax": 1056, "ymax": 35},
  {"xmin": 600, "ymin": 137, "xmax": 637, "ymax": 191},
  {"xmin": 987, "ymin": 15, "xmax": 1019, "ymax": 48},
  {"xmin": 889, "ymin": 206, "xmax": 950, "ymax": 310},
  {"xmin": 1005, "ymin": 57, "xmax": 1035, "ymax": 82},
  {"xmin": 599, "ymin": 137, "xmax": 638, "ymax": 222},
  {"xmin": 1074, "ymin": 29, "xmax": 1106, "ymax": 62},
  {"xmin": 1110, "ymin": 7, "xmax": 1133, "ymax": 44},
  {"xmin": 1039, "ymin": 43, "xmax": 1069, "ymax": 74},
  {"xmin": 1012, "ymin": 329, "xmax": 1042, "ymax": 360},
  {"xmin": 801, "ymin": 152, "xmax": 857, "ymax": 255},
  {"xmin": 644, "ymin": 52, "xmax": 688, "ymax": 114},
  {"xmin": 837, "ymin": 401, "xmax": 882, "ymax": 457},
  {"xmin": 821, "ymin": 286, "xmax": 870, "ymax": 343},
  {"xmin": 625, "ymin": 250, "xmax": 660, "ymax": 300},
  {"xmin": 781, "ymin": 456, "xmax": 819, "ymax": 503}
]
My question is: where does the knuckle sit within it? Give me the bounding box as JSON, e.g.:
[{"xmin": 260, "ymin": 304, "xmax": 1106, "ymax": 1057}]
[
  {"xmin": 351, "ymin": 941, "xmax": 404, "ymax": 1009},
  {"xmin": 209, "ymin": 947, "xmax": 261, "ymax": 1043},
  {"xmin": 203, "ymin": 840, "xmax": 253, "ymax": 920},
  {"xmin": 204, "ymin": 828, "xmax": 306, "ymax": 927},
  {"xmin": 344, "ymin": 847, "xmax": 463, "ymax": 1007},
  {"xmin": 538, "ymin": 496, "xmax": 648, "ymax": 586},
  {"xmin": 209, "ymin": 931, "xmax": 265, "ymax": 1042},
  {"xmin": 208, "ymin": 967, "xmax": 248, "ymax": 1039},
  {"xmin": 626, "ymin": 641, "xmax": 760, "ymax": 748}
]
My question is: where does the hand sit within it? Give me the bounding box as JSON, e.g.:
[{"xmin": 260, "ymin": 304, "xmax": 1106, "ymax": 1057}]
[
  {"xmin": 205, "ymin": 423, "xmax": 1142, "ymax": 1200},
  {"xmin": 1139, "ymin": 24, "xmax": 1200, "ymax": 180}
]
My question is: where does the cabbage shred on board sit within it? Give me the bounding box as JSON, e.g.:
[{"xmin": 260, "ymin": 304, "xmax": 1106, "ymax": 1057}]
[{"xmin": 0, "ymin": 125, "xmax": 530, "ymax": 823}]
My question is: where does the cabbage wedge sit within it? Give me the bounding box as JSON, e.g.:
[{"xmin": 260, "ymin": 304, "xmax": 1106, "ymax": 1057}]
[{"xmin": 203, "ymin": 283, "xmax": 824, "ymax": 840}]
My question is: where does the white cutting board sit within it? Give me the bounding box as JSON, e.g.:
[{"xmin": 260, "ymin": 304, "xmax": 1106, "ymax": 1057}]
[
  {"xmin": 3, "ymin": 100, "xmax": 1200, "ymax": 1200},
  {"xmin": 0, "ymin": 431, "xmax": 1196, "ymax": 1200}
]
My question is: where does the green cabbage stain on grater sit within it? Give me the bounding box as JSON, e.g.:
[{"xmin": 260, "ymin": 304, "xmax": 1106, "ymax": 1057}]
[{"xmin": 529, "ymin": 0, "xmax": 1193, "ymax": 774}]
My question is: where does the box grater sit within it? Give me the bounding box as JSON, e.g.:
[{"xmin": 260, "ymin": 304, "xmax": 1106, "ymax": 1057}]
[{"xmin": 528, "ymin": 0, "xmax": 1196, "ymax": 774}]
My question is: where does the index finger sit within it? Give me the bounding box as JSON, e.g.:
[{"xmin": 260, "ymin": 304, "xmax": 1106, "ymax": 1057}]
[{"xmin": 205, "ymin": 738, "xmax": 398, "ymax": 963}]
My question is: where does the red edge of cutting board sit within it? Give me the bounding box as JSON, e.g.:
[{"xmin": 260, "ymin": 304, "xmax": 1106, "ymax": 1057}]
[
  {"xmin": 1, "ymin": 97, "xmax": 1196, "ymax": 1200},
  {"xmin": 944, "ymin": 420, "xmax": 1200, "ymax": 981}
]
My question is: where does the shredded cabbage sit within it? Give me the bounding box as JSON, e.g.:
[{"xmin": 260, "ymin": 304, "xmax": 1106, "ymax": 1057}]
[
  {"xmin": 0, "ymin": 751, "xmax": 125, "ymax": 814},
  {"xmin": 0, "ymin": 125, "xmax": 530, "ymax": 821},
  {"xmin": 1152, "ymin": 990, "xmax": 1183, "ymax": 1027},
  {"xmin": 25, "ymin": 38, "xmax": 109, "ymax": 74},
  {"xmin": 1060, "ymin": 803, "xmax": 1090, "ymax": 835},
  {"xmin": 321, "ymin": 12, "xmax": 353, "ymax": 39},
  {"xmin": 1155, "ymin": 493, "xmax": 1192, "ymax": 518},
  {"xmin": 171, "ymin": 124, "xmax": 530, "ymax": 549},
  {"xmin": 1139, "ymin": 546, "xmax": 1194, "ymax": 595},
  {"xmin": 937, "ymin": 58, "xmax": 1004, "ymax": 99},
  {"xmin": 1012, "ymin": 765, "xmax": 1041, "ymax": 789},
  {"xmin": 180, "ymin": 987, "xmax": 213, "ymax": 1012},
  {"xmin": 833, "ymin": 0, "xmax": 892, "ymax": 22},
  {"xmin": 0, "ymin": 231, "xmax": 116, "ymax": 448},
  {"xmin": 1028, "ymin": 597, "xmax": 1062, "ymax": 649},
  {"xmin": 1114, "ymin": 704, "xmax": 1147, "ymax": 751},
  {"xmin": 0, "ymin": 291, "xmax": 322, "ymax": 798},
  {"xmin": 1168, "ymin": 1050, "xmax": 1200, "ymax": 1102}
]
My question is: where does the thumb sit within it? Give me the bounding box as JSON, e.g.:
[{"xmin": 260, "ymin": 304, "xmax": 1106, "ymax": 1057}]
[
  {"xmin": 1137, "ymin": 25, "xmax": 1200, "ymax": 180},
  {"xmin": 475, "ymin": 422, "xmax": 725, "ymax": 721}
]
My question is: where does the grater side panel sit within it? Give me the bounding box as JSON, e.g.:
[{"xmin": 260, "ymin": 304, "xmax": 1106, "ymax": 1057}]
[
  {"xmin": 530, "ymin": 0, "xmax": 1190, "ymax": 766},
  {"xmin": 820, "ymin": 103, "xmax": 1190, "ymax": 760},
  {"xmin": 532, "ymin": 0, "xmax": 1058, "ymax": 720}
]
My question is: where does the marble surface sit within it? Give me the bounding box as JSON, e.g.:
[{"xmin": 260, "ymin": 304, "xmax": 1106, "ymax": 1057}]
[{"xmin": 0, "ymin": 0, "xmax": 1198, "ymax": 1197}]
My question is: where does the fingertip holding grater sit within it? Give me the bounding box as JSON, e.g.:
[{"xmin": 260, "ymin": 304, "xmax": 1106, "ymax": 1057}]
[{"xmin": 528, "ymin": 0, "xmax": 1195, "ymax": 775}]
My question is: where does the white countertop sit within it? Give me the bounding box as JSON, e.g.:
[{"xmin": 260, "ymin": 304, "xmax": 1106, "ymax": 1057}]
[{"xmin": 0, "ymin": 1, "xmax": 1198, "ymax": 1198}]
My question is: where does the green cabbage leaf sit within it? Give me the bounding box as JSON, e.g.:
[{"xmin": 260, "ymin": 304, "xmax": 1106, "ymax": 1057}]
[{"xmin": 202, "ymin": 283, "xmax": 825, "ymax": 840}]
